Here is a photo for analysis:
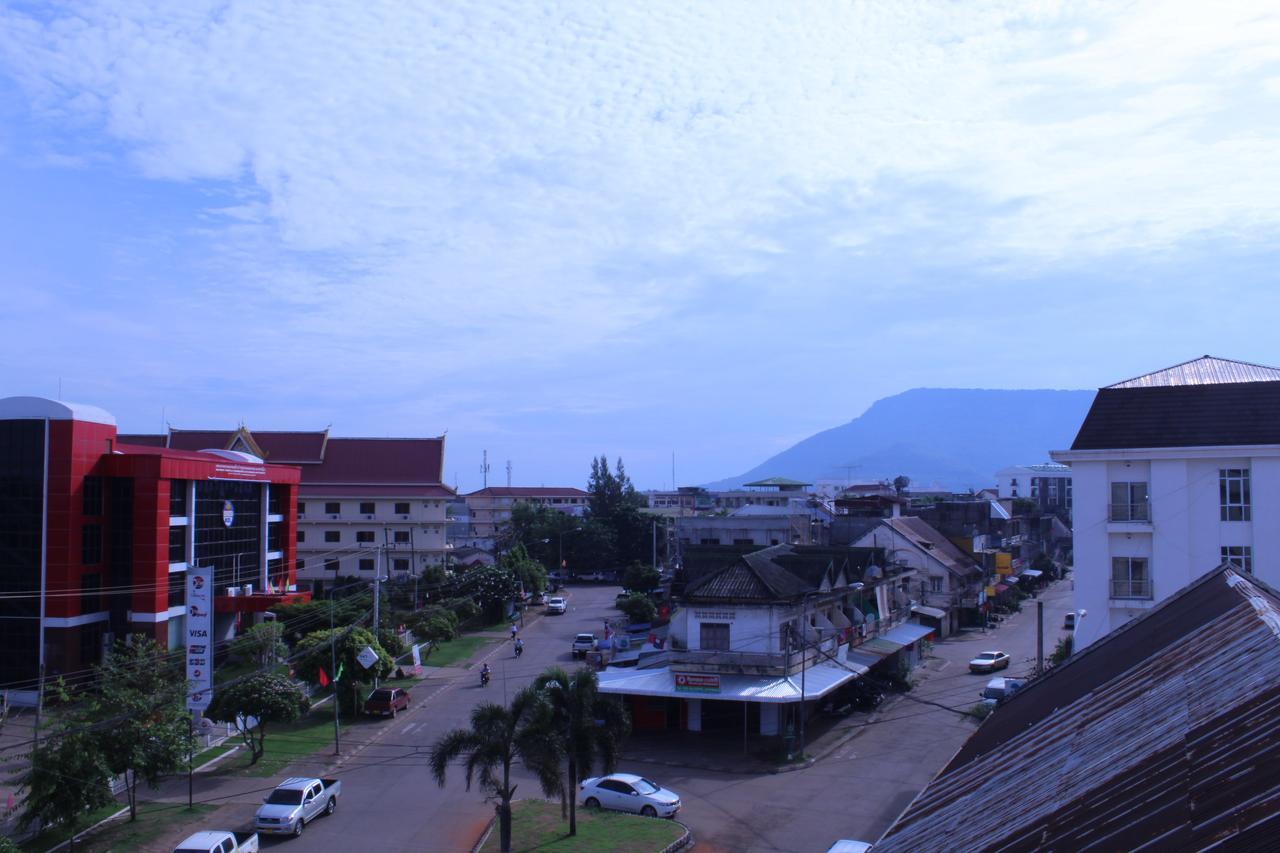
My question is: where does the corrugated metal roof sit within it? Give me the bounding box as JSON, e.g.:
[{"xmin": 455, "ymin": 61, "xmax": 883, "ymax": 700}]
[
  {"xmin": 597, "ymin": 660, "xmax": 864, "ymax": 704},
  {"xmin": 1106, "ymin": 355, "xmax": 1280, "ymax": 388},
  {"xmin": 876, "ymin": 567, "xmax": 1280, "ymax": 852}
]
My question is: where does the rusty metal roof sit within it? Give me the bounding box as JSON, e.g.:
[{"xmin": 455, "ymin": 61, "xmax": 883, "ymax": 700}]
[
  {"xmin": 683, "ymin": 545, "xmax": 884, "ymax": 603},
  {"xmin": 876, "ymin": 566, "xmax": 1280, "ymax": 852},
  {"xmin": 1106, "ymin": 355, "xmax": 1280, "ymax": 388}
]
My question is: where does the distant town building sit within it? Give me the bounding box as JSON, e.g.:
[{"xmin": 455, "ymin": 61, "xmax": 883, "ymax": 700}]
[
  {"xmin": 461, "ymin": 486, "xmax": 589, "ymax": 547},
  {"xmin": 1052, "ymin": 355, "xmax": 1280, "ymax": 648},
  {"xmin": 119, "ymin": 426, "xmax": 452, "ymax": 596},
  {"xmin": 995, "ymin": 462, "xmax": 1072, "ymax": 515},
  {"xmin": 0, "ymin": 397, "xmax": 306, "ymax": 704}
]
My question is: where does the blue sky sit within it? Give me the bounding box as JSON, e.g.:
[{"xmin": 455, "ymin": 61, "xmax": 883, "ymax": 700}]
[{"xmin": 2, "ymin": 1, "xmax": 1279, "ymax": 491}]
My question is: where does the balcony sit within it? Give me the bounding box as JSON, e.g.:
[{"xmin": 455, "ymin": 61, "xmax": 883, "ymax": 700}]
[
  {"xmin": 1110, "ymin": 578, "xmax": 1153, "ymax": 600},
  {"xmin": 1108, "ymin": 502, "xmax": 1150, "ymax": 523}
]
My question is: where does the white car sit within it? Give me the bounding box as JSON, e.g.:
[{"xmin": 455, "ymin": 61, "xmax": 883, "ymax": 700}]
[
  {"xmin": 578, "ymin": 773, "xmax": 681, "ymax": 818},
  {"xmin": 969, "ymin": 650, "xmax": 1011, "ymax": 674},
  {"xmin": 546, "ymin": 596, "xmax": 567, "ymax": 614}
]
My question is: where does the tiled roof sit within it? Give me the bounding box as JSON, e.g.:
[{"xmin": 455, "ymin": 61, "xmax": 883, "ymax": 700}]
[
  {"xmin": 298, "ymin": 484, "xmax": 455, "ymax": 498},
  {"xmin": 742, "ymin": 477, "xmax": 812, "ymax": 487},
  {"xmin": 1106, "ymin": 355, "xmax": 1280, "ymax": 388},
  {"xmin": 882, "ymin": 516, "xmax": 980, "ymax": 577},
  {"xmin": 877, "ymin": 566, "xmax": 1280, "ymax": 852},
  {"xmin": 1070, "ymin": 382, "xmax": 1280, "ymax": 450},
  {"xmin": 464, "ymin": 486, "xmax": 588, "ymax": 497},
  {"xmin": 115, "ymin": 433, "xmax": 166, "ymax": 447},
  {"xmin": 684, "ymin": 545, "xmax": 884, "ymax": 603},
  {"xmin": 165, "ymin": 429, "xmax": 330, "ymax": 462}
]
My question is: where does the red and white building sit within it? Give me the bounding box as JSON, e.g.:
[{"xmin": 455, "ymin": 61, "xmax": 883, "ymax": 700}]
[{"xmin": 0, "ymin": 397, "xmax": 307, "ymax": 704}]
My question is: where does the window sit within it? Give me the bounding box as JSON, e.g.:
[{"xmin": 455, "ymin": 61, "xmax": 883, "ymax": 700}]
[
  {"xmin": 297, "ymin": 559, "xmax": 306, "ymax": 571},
  {"xmin": 1048, "ymin": 479, "xmax": 1059, "ymax": 505},
  {"xmin": 325, "ymin": 502, "xmax": 341, "ymax": 515},
  {"xmin": 1030, "ymin": 481, "xmax": 1039, "ymax": 499},
  {"xmin": 700, "ymin": 538, "xmax": 721, "ymax": 545},
  {"xmin": 324, "ymin": 530, "xmax": 341, "ymax": 543},
  {"xmin": 168, "ymin": 479, "xmax": 188, "ymax": 517},
  {"xmin": 1109, "ymin": 482, "xmax": 1149, "ymax": 522},
  {"xmin": 699, "ymin": 622, "xmax": 730, "ymax": 651},
  {"xmin": 1221, "ymin": 545, "xmax": 1253, "ymax": 574},
  {"xmin": 1111, "ymin": 557, "xmax": 1151, "ymax": 599},
  {"xmin": 360, "ymin": 502, "xmax": 376, "ymax": 515},
  {"xmin": 394, "ymin": 559, "xmax": 409, "ymax": 572},
  {"xmin": 168, "ymin": 570, "xmax": 185, "ymax": 608},
  {"xmin": 83, "ymin": 476, "xmax": 104, "ymax": 516},
  {"xmin": 267, "ymin": 522, "xmax": 281, "ymax": 552},
  {"xmin": 325, "ymin": 558, "xmax": 340, "ymax": 572},
  {"xmin": 356, "ymin": 531, "xmax": 376, "ymax": 543},
  {"xmin": 298, "ymin": 502, "xmax": 306, "ymax": 516},
  {"xmin": 168, "ymin": 525, "xmax": 186, "ymax": 563},
  {"xmin": 297, "ymin": 529, "xmax": 305, "ymax": 543},
  {"xmin": 393, "ymin": 531, "xmax": 410, "ymax": 544},
  {"xmin": 930, "ymin": 576, "xmax": 943, "ymax": 592},
  {"xmin": 1065, "ymin": 479, "xmax": 1073, "ymax": 509},
  {"xmin": 733, "ymin": 538, "xmax": 754, "ymax": 545},
  {"xmin": 79, "ymin": 623, "xmax": 104, "ymax": 667},
  {"xmin": 81, "ymin": 524, "xmax": 102, "ymax": 565},
  {"xmin": 778, "ymin": 620, "xmax": 793, "ymax": 651},
  {"xmin": 395, "ymin": 502, "xmax": 410, "ymax": 515},
  {"xmin": 1220, "ymin": 469, "xmax": 1251, "ymax": 521},
  {"xmin": 80, "ymin": 573, "xmax": 101, "ymax": 614},
  {"xmin": 359, "ymin": 558, "xmax": 375, "ymax": 572}
]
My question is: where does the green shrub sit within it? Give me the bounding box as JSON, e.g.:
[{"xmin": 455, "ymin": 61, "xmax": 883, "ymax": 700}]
[
  {"xmin": 1050, "ymin": 635, "xmax": 1073, "ymax": 666},
  {"xmin": 618, "ymin": 593, "xmax": 658, "ymax": 625},
  {"xmin": 442, "ymin": 596, "xmax": 480, "ymax": 623},
  {"xmin": 378, "ymin": 628, "xmax": 408, "ymax": 659}
]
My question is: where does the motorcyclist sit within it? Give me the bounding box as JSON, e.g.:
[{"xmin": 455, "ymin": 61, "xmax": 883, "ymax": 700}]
[
  {"xmin": 514, "ymin": 638, "xmax": 524, "ymax": 658},
  {"xmin": 480, "ymin": 663, "xmax": 491, "ymax": 685}
]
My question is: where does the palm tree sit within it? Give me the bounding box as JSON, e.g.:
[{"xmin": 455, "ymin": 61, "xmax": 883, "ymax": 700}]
[
  {"xmin": 532, "ymin": 666, "xmax": 630, "ymax": 836},
  {"xmin": 429, "ymin": 686, "xmax": 562, "ymax": 853}
]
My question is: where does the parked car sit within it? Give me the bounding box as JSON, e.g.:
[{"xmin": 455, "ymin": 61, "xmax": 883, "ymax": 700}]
[
  {"xmin": 363, "ymin": 687, "xmax": 409, "ymax": 717},
  {"xmin": 546, "ymin": 596, "xmax": 567, "ymax": 614},
  {"xmin": 1063, "ymin": 612, "xmax": 1076, "ymax": 630},
  {"xmin": 572, "ymin": 633, "xmax": 598, "ymax": 658},
  {"xmin": 980, "ymin": 676, "xmax": 1025, "ymax": 707},
  {"xmin": 578, "ymin": 773, "xmax": 681, "ymax": 818},
  {"xmin": 173, "ymin": 830, "xmax": 259, "ymax": 853},
  {"xmin": 968, "ymin": 650, "xmax": 1011, "ymax": 674},
  {"xmin": 254, "ymin": 777, "xmax": 341, "ymax": 838}
]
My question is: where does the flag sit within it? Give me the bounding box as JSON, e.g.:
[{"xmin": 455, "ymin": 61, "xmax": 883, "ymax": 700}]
[
  {"xmin": 336, "ymin": 662, "xmax": 345, "ymax": 682},
  {"xmin": 318, "ymin": 666, "xmax": 330, "ymax": 687}
]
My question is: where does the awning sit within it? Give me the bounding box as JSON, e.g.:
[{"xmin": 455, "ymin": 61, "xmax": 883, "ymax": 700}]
[
  {"xmin": 846, "ymin": 649, "xmax": 882, "ymax": 669},
  {"xmin": 860, "ymin": 637, "xmax": 903, "ymax": 656},
  {"xmin": 597, "ymin": 660, "xmax": 865, "ymax": 704},
  {"xmin": 994, "ymin": 583, "xmax": 1009, "ymax": 593},
  {"xmin": 883, "ymin": 623, "xmax": 935, "ymax": 645},
  {"xmin": 911, "ymin": 604, "xmax": 947, "ymax": 620},
  {"xmin": 1020, "ymin": 569, "xmax": 1043, "ymax": 578}
]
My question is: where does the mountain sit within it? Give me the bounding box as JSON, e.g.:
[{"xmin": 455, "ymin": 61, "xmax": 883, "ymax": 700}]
[{"xmin": 706, "ymin": 388, "xmax": 1096, "ymax": 491}]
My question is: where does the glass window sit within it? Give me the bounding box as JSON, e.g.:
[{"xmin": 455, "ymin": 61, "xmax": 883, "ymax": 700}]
[
  {"xmin": 325, "ymin": 558, "xmax": 340, "ymax": 572},
  {"xmin": 356, "ymin": 531, "xmax": 376, "ymax": 543},
  {"xmin": 699, "ymin": 622, "xmax": 730, "ymax": 651},
  {"xmin": 168, "ymin": 570, "xmax": 185, "ymax": 608},
  {"xmin": 325, "ymin": 502, "xmax": 341, "ymax": 515},
  {"xmin": 1220, "ymin": 469, "xmax": 1251, "ymax": 521},
  {"xmin": 393, "ymin": 531, "xmax": 410, "ymax": 544},
  {"xmin": 1109, "ymin": 482, "xmax": 1149, "ymax": 522},
  {"xmin": 1221, "ymin": 545, "xmax": 1252, "ymax": 574},
  {"xmin": 394, "ymin": 559, "xmax": 409, "ymax": 572},
  {"xmin": 360, "ymin": 502, "xmax": 376, "ymax": 515},
  {"xmin": 267, "ymin": 522, "xmax": 281, "ymax": 552},
  {"xmin": 297, "ymin": 558, "xmax": 306, "ymax": 571},
  {"xmin": 325, "ymin": 530, "xmax": 341, "ymax": 543},
  {"xmin": 297, "ymin": 529, "xmax": 305, "ymax": 543},
  {"xmin": 169, "ymin": 479, "xmax": 188, "ymax": 516},
  {"xmin": 298, "ymin": 502, "xmax": 306, "ymax": 516},
  {"xmin": 359, "ymin": 558, "xmax": 375, "ymax": 572},
  {"xmin": 168, "ymin": 525, "xmax": 186, "ymax": 563},
  {"xmin": 1110, "ymin": 557, "xmax": 1151, "ymax": 599},
  {"xmin": 80, "ymin": 573, "xmax": 101, "ymax": 614},
  {"xmin": 83, "ymin": 476, "xmax": 104, "ymax": 516},
  {"xmin": 81, "ymin": 524, "xmax": 103, "ymax": 565},
  {"xmin": 192, "ymin": 480, "xmax": 263, "ymax": 591},
  {"xmin": 395, "ymin": 502, "xmax": 411, "ymax": 515},
  {"xmin": 268, "ymin": 488, "xmax": 282, "ymax": 516}
]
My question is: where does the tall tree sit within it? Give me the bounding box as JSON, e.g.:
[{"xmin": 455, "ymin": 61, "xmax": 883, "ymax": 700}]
[
  {"xmin": 294, "ymin": 626, "xmax": 394, "ymax": 715},
  {"xmin": 229, "ymin": 621, "xmax": 286, "ymax": 667},
  {"xmin": 206, "ymin": 673, "xmax": 311, "ymax": 765},
  {"xmin": 532, "ymin": 667, "xmax": 630, "ymax": 836},
  {"xmin": 94, "ymin": 636, "xmax": 193, "ymax": 821},
  {"xmin": 429, "ymin": 688, "xmax": 562, "ymax": 853},
  {"xmin": 586, "ymin": 456, "xmax": 651, "ymax": 568}
]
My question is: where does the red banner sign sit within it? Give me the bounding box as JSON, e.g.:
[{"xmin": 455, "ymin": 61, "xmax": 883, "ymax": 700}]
[{"xmin": 674, "ymin": 672, "xmax": 720, "ymax": 693}]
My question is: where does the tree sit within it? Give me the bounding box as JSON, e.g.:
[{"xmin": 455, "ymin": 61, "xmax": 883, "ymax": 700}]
[
  {"xmin": 618, "ymin": 593, "xmax": 658, "ymax": 626},
  {"xmin": 94, "ymin": 636, "xmax": 193, "ymax": 821},
  {"xmin": 586, "ymin": 457, "xmax": 652, "ymax": 568},
  {"xmin": 621, "ymin": 562, "xmax": 661, "ymax": 594},
  {"xmin": 429, "ymin": 688, "xmax": 563, "ymax": 853},
  {"xmin": 459, "ymin": 566, "xmax": 521, "ymax": 622},
  {"xmin": 18, "ymin": 682, "xmax": 114, "ymax": 843},
  {"xmin": 499, "ymin": 543, "xmax": 547, "ymax": 597},
  {"xmin": 892, "ymin": 475, "xmax": 911, "ymax": 496},
  {"xmin": 532, "ymin": 667, "xmax": 630, "ymax": 835},
  {"xmin": 206, "ymin": 673, "xmax": 311, "ymax": 765},
  {"xmin": 229, "ymin": 621, "xmax": 286, "ymax": 667},
  {"xmin": 294, "ymin": 626, "xmax": 394, "ymax": 715}
]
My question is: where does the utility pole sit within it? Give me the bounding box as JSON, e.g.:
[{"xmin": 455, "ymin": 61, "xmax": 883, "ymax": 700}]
[
  {"xmin": 482, "ymin": 450, "xmax": 490, "ymax": 489},
  {"xmin": 506, "ymin": 460, "xmax": 512, "ymax": 488},
  {"xmin": 798, "ymin": 597, "xmax": 808, "ymax": 759},
  {"xmin": 1036, "ymin": 599, "xmax": 1044, "ymax": 675},
  {"xmin": 373, "ymin": 544, "xmax": 383, "ymax": 689},
  {"xmin": 652, "ymin": 519, "xmax": 657, "ymax": 571}
]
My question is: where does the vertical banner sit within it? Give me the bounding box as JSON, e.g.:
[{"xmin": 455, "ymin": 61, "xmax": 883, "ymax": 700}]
[
  {"xmin": 411, "ymin": 643, "xmax": 422, "ymax": 675},
  {"xmin": 186, "ymin": 565, "xmax": 214, "ymax": 711}
]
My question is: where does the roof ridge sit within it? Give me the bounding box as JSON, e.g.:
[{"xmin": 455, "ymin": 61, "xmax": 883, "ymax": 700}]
[{"xmin": 1105, "ymin": 354, "xmax": 1280, "ymax": 389}]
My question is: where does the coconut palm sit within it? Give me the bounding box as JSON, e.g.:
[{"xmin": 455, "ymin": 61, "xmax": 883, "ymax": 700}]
[
  {"xmin": 429, "ymin": 686, "xmax": 562, "ymax": 853},
  {"xmin": 533, "ymin": 666, "xmax": 630, "ymax": 836}
]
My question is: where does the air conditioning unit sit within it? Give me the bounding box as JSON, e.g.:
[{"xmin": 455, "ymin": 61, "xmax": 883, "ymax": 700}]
[
  {"xmin": 365, "ymin": 514, "xmax": 375, "ymax": 520},
  {"xmin": 330, "ymin": 514, "xmax": 340, "ymax": 520}
]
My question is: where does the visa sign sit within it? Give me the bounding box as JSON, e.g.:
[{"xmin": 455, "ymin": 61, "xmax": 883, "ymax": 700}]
[{"xmin": 186, "ymin": 564, "xmax": 214, "ymax": 711}]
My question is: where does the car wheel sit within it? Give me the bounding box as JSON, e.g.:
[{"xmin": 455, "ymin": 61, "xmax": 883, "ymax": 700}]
[
  {"xmin": 641, "ymin": 805, "xmax": 657, "ymax": 818},
  {"xmin": 293, "ymin": 819, "xmax": 304, "ymax": 837},
  {"xmin": 584, "ymin": 797, "xmax": 601, "ymax": 810},
  {"xmin": 326, "ymin": 796, "xmax": 337, "ymax": 816},
  {"xmin": 390, "ymin": 706, "xmax": 396, "ymax": 718}
]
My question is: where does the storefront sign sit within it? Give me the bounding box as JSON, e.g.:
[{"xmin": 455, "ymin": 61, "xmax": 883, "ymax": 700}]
[
  {"xmin": 674, "ymin": 672, "xmax": 720, "ymax": 693},
  {"xmin": 210, "ymin": 462, "xmax": 270, "ymax": 481},
  {"xmin": 186, "ymin": 565, "xmax": 214, "ymax": 711}
]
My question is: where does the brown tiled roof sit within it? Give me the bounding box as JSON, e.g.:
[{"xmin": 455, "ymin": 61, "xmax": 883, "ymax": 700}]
[
  {"xmin": 465, "ymin": 486, "xmax": 588, "ymax": 497},
  {"xmin": 166, "ymin": 429, "xmax": 329, "ymax": 462},
  {"xmin": 298, "ymin": 484, "xmax": 455, "ymax": 498},
  {"xmin": 883, "ymin": 516, "xmax": 981, "ymax": 578},
  {"xmin": 115, "ymin": 433, "xmax": 166, "ymax": 447},
  {"xmin": 876, "ymin": 566, "xmax": 1280, "ymax": 852}
]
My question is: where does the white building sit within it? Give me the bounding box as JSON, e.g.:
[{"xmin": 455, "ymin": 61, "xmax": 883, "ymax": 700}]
[
  {"xmin": 995, "ymin": 463, "xmax": 1072, "ymax": 513},
  {"xmin": 462, "ymin": 486, "xmax": 589, "ymax": 548},
  {"xmin": 1051, "ymin": 355, "xmax": 1280, "ymax": 649}
]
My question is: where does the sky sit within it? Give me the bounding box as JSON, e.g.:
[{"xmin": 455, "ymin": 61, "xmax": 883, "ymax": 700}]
[{"xmin": 2, "ymin": 1, "xmax": 1279, "ymax": 492}]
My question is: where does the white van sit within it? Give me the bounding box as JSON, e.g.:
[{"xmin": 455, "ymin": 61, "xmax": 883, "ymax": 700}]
[{"xmin": 980, "ymin": 676, "xmax": 1025, "ymax": 707}]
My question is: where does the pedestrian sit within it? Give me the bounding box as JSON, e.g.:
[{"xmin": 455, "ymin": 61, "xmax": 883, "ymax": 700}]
[{"xmin": 510, "ymin": 622, "xmax": 519, "ymax": 640}]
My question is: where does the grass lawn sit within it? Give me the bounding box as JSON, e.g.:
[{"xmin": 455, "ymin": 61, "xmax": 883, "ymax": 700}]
[
  {"xmin": 214, "ymin": 660, "xmax": 287, "ymax": 685},
  {"xmin": 479, "ymin": 799, "xmax": 685, "ymax": 853},
  {"xmin": 212, "ymin": 705, "xmax": 341, "ymax": 777},
  {"xmin": 192, "ymin": 742, "xmax": 237, "ymax": 767},
  {"xmin": 21, "ymin": 803, "xmax": 216, "ymax": 852},
  {"xmin": 422, "ymin": 636, "xmax": 495, "ymax": 668}
]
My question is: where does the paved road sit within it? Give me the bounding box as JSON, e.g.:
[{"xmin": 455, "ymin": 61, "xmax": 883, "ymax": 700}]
[
  {"xmin": 143, "ymin": 584, "xmax": 623, "ymax": 852},
  {"xmin": 626, "ymin": 580, "xmax": 1075, "ymax": 853}
]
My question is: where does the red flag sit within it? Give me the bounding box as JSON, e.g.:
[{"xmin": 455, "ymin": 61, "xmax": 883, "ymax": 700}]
[{"xmin": 318, "ymin": 666, "xmax": 330, "ymax": 687}]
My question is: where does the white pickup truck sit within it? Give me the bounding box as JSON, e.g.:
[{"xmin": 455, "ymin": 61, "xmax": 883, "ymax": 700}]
[
  {"xmin": 254, "ymin": 776, "xmax": 341, "ymax": 838},
  {"xmin": 173, "ymin": 830, "xmax": 259, "ymax": 853},
  {"xmin": 571, "ymin": 633, "xmax": 598, "ymax": 659}
]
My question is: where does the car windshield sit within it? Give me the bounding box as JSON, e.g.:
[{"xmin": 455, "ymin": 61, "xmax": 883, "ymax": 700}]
[
  {"xmin": 633, "ymin": 778, "xmax": 660, "ymax": 794},
  {"xmin": 370, "ymin": 690, "xmax": 392, "ymax": 700},
  {"xmin": 577, "ymin": 634, "xmax": 593, "ymax": 641},
  {"xmin": 977, "ymin": 653, "xmax": 998, "ymax": 660},
  {"xmin": 266, "ymin": 789, "xmax": 305, "ymax": 805}
]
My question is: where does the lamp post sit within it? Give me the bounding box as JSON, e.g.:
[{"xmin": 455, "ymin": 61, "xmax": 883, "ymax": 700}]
[
  {"xmin": 558, "ymin": 526, "xmax": 583, "ymax": 579},
  {"xmin": 328, "ymin": 578, "xmax": 370, "ymax": 755}
]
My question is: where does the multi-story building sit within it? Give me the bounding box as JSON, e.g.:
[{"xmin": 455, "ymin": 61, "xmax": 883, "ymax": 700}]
[
  {"xmin": 461, "ymin": 486, "xmax": 589, "ymax": 547},
  {"xmin": 119, "ymin": 427, "xmax": 452, "ymax": 596},
  {"xmin": 995, "ymin": 463, "xmax": 1072, "ymax": 516},
  {"xmin": 598, "ymin": 544, "xmax": 929, "ymax": 741},
  {"xmin": 648, "ymin": 478, "xmax": 817, "ymax": 515},
  {"xmin": 1051, "ymin": 355, "xmax": 1280, "ymax": 649},
  {"xmin": 0, "ymin": 397, "xmax": 306, "ymax": 704}
]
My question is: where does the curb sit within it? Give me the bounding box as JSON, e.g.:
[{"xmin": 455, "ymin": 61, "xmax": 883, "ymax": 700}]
[
  {"xmin": 660, "ymin": 819, "xmax": 694, "ymax": 852},
  {"xmin": 470, "ymin": 812, "xmax": 497, "ymax": 853},
  {"xmin": 45, "ymin": 805, "xmax": 130, "ymax": 853}
]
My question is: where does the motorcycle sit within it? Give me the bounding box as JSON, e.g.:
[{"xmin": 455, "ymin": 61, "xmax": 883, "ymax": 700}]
[
  {"xmin": 514, "ymin": 642, "xmax": 524, "ymax": 659},
  {"xmin": 480, "ymin": 669, "xmax": 491, "ymax": 687}
]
